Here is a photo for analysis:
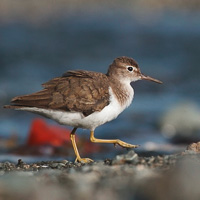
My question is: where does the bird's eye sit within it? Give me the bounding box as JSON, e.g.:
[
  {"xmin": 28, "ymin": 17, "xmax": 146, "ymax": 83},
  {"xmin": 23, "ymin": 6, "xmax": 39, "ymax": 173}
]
[{"xmin": 127, "ymin": 67, "xmax": 133, "ymax": 72}]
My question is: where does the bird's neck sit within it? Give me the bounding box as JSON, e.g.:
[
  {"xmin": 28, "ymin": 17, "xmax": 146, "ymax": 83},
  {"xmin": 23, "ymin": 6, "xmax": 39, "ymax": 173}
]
[{"xmin": 108, "ymin": 77, "xmax": 134, "ymax": 108}]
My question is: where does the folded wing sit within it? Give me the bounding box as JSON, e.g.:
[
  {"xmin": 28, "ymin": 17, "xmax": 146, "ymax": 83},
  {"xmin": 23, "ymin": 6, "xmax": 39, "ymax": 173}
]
[{"xmin": 4, "ymin": 70, "xmax": 110, "ymax": 116}]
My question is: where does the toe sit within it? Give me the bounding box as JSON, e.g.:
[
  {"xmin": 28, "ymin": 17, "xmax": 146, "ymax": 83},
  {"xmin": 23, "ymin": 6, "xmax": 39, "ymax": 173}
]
[
  {"xmin": 75, "ymin": 157, "xmax": 94, "ymax": 163},
  {"xmin": 117, "ymin": 140, "xmax": 139, "ymax": 148}
]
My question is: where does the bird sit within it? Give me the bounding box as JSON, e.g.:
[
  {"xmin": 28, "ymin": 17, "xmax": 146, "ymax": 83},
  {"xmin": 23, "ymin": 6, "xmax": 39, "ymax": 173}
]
[{"xmin": 4, "ymin": 56, "xmax": 162, "ymax": 163}]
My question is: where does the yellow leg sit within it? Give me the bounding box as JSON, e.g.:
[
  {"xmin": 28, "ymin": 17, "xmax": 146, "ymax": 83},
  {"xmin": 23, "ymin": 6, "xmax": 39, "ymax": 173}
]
[
  {"xmin": 90, "ymin": 131, "xmax": 139, "ymax": 148},
  {"xmin": 70, "ymin": 128, "xmax": 93, "ymax": 163}
]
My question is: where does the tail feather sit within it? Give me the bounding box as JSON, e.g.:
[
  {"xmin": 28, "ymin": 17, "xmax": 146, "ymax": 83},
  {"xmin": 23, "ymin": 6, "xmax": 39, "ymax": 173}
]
[
  {"xmin": 4, "ymin": 105, "xmax": 27, "ymax": 109},
  {"xmin": 5, "ymin": 89, "xmax": 51, "ymax": 109},
  {"xmin": 11, "ymin": 89, "xmax": 50, "ymax": 101}
]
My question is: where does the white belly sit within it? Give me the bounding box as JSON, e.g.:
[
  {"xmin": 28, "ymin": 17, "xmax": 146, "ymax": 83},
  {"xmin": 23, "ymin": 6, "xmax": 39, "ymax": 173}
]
[{"xmin": 16, "ymin": 87, "xmax": 134, "ymax": 130}]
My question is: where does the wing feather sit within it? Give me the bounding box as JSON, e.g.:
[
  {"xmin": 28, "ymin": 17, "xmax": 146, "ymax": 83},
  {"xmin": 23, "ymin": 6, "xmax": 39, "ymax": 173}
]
[{"xmin": 5, "ymin": 70, "xmax": 110, "ymax": 116}]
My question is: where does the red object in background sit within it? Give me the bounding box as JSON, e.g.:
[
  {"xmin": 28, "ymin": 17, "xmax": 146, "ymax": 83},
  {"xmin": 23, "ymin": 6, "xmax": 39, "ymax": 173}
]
[{"xmin": 27, "ymin": 118, "xmax": 71, "ymax": 146}]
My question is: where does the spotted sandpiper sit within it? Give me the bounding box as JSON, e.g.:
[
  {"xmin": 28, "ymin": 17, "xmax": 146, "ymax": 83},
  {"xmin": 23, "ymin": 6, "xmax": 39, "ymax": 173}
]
[{"xmin": 4, "ymin": 56, "xmax": 162, "ymax": 163}]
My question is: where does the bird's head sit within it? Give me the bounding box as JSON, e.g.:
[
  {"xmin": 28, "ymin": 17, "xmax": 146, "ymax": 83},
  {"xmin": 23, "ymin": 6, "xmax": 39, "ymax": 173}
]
[{"xmin": 107, "ymin": 56, "xmax": 162, "ymax": 84}]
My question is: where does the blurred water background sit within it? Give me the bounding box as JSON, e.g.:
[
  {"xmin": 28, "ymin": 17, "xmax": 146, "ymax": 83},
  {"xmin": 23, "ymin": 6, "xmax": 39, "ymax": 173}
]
[{"xmin": 0, "ymin": 0, "xmax": 200, "ymax": 161}]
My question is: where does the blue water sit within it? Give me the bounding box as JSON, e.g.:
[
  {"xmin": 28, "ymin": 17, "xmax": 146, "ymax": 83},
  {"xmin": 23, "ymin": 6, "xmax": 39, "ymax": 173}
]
[{"xmin": 0, "ymin": 10, "xmax": 200, "ymax": 160}]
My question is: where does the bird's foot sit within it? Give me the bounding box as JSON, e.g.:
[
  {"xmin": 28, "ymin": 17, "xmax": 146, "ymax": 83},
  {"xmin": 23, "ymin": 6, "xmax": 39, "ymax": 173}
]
[
  {"xmin": 75, "ymin": 157, "xmax": 94, "ymax": 163},
  {"xmin": 114, "ymin": 140, "xmax": 139, "ymax": 149}
]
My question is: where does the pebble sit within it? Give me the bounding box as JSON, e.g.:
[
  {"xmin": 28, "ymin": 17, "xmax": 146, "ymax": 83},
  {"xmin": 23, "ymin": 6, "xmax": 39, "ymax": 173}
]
[
  {"xmin": 112, "ymin": 150, "xmax": 139, "ymax": 165},
  {"xmin": 0, "ymin": 144, "xmax": 199, "ymax": 200},
  {"xmin": 187, "ymin": 142, "xmax": 200, "ymax": 153}
]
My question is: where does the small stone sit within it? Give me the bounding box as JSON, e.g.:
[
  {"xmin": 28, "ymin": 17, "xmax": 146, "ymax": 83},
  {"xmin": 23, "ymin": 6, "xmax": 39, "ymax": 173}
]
[
  {"xmin": 148, "ymin": 157, "xmax": 155, "ymax": 164},
  {"xmin": 41, "ymin": 165, "xmax": 49, "ymax": 168},
  {"xmin": 57, "ymin": 163, "xmax": 66, "ymax": 169},
  {"xmin": 23, "ymin": 165, "xmax": 30, "ymax": 170},
  {"xmin": 187, "ymin": 142, "xmax": 200, "ymax": 153},
  {"xmin": 76, "ymin": 163, "xmax": 83, "ymax": 167},
  {"xmin": 112, "ymin": 150, "xmax": 139, "ymax": 165},
  {"xmin": 61, "ymin": 160, "xmax": 69, "ymax": 165},
  {"xmin": 50, "ymin": 163, "xmax": 59, "ymax": 168},
  {"xmin": 104, "ymin": 159, "xmax": 112, "ymax": 165}
]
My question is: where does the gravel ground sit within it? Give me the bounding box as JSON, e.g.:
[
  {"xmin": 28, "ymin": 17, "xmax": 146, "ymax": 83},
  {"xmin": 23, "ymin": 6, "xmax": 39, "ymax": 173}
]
[{"xmin": 0, "ymin": 143, "xmax": 200, "ymax": 200}]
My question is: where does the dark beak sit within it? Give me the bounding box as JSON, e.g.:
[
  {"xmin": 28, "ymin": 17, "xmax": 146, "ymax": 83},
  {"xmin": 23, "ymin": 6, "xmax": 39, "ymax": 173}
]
[{"xmin": 141, "ymin": 74, "xmax": 162, "ymax": 84}]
